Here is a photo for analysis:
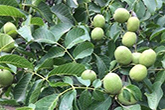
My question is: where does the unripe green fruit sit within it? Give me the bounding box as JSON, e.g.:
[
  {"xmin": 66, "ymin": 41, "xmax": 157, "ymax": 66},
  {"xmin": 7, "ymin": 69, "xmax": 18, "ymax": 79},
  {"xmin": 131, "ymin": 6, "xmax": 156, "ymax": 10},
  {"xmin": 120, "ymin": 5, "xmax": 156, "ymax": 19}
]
[
  {"xmin": 127, "ymin": 17, "xmax": 140, "ymax": 32},
  {"xmin": 91, "ymin": 27, "xmax": 104, "ymax": 40},
  {"xmin": 129, "ymin": 64, "xmax": 147, "ymax": 81},
  {"xmin": 0, "ymin": 69, "xmax": 13, "ymax": 87},
  {"xmin": 122, "ymin": 32, "xmax": 137, "ymax": 47},
  {"xmin": 117, "ymin": 87, "xmax": 137, "ymax": 105},
  {"xmin": 3, "ymin": 22, "xmax": 17, "ymax": 38},
  {"xmin": 132, "ymin": 52, "xmax": 141, "ymax": 64},
  {"xmin": 103, "ymin": 73, "xmax": 122, "ymax": 95},
  {"xmin": 92, "ymin": 14, "xmax": 105, "ymax": 27},
  {"xmin": 81, "ymin": 69, "xmax": 97, "ymax": 82},
  {"xmin": 113, "ymin": 8, "xmax": 130, "ymax": 23},
  {"xmin": 139, "ymin": 49, "xmax": 156, "ymax": 67},
  {"xmin": 114, "ymin": 46, "xmax": 132, "ymax": 65}
]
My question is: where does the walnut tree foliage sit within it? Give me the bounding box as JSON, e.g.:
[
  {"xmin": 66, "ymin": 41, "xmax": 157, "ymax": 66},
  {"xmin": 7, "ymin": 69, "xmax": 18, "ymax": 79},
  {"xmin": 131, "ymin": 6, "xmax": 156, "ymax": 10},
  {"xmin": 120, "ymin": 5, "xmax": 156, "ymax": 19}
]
[{"xmin": 0, "ymin": 0, "xmax": 165, "ymax": 110}]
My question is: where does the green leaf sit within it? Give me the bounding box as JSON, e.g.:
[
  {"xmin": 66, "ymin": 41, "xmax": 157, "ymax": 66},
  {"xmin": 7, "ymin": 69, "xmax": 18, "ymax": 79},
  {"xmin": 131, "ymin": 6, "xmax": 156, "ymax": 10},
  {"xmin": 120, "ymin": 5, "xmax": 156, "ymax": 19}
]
[
  {"xmin": 76, "ymin": 77, "xmax": 91, "ymax": 87},
  {"xmin": 121, "ymin": 0, "xmax": 135, "ymax": 8},
  {"xmin": 63, "ymin": 76, "xmax": 73, "ymax": 85},
  {"xmin": 48, "ymin": 62, "xmax": 86, "ymax": 77},
  {"xmin": 109, "ymin": 23, "xmax": 121, "ymax": 42},
  {"xmin": 155, "ymin": 71, "xmax": 165, "ymax": 83},
  {"xmin": 0, "ymin": 55, "xmax": 33, "ymax": 69},
  {"xmin": 36, "ymin": 46, "xmax": 65, "ymax": 71},
  {"xmin": 92, "ymin": 90, "xmax": 105, "ymax": 101},
  {"xmin": 13, "ymin": 73, "xmax": 32, "ymax": 102},
  {"xmin": 66, "ymin": 0, "xmax": 78, "ymax": 8},
  {"xmin": 64, "ymin": 27, "xmax": 90, "ymax": 49},
  {"xmin": 29, "ymin": 80, "xmax": 43, "ymax": 104},
  {"xmin": 49, "ymin": 82, "xmax": 70, "ymax": 88},
  {"xmin": 142, "ymin": 0, "xmax": 156, "ymax": 14},
  {"xmin": 108, "ymin": 40, "xmax": 116, "ymax": 60},
  {"xmin": 126, "ymin": 85, "xmax": 142, "ymax": 101},
  {"xmin": 0, "ymin": 98, "xmax": 19, "ymax": 106},
  {"xmin": 16, "ymin": 107, "xmax": 33, "ymax": 110},
  {"xmin": 51, "ymin": 3, "xmax": 75, "ymax": 24},
  {"xmin": 73, "ymin": 42, "xmax": 94, "ymax": 60},
  {"xmin": 16, "ymin": 47, "xmax": 35, "ymax": 59},
  {"xmin": 157, "ymin": 15, "xmax": 165, "ymax": 27},
  {"xmin": 35, "ymin": 58, "xmax": 54, "ymax": 71},
  {"xmin": 150, "ymin": 28, "xmax": 165, "ymax": 40},
  {"xmin": 17, "ymin": 25, "xmax": 34, "ymax": 42},
  {"xmin": 156, "ymin": 0, "xmax": 163, "ymax": 9},
  {"xmin": 114, "ymin": 107, "xmax": 123, "ymax": 110},
  {"xmin": 0, "ymin": 0, "xmax": 19, "ymax": 7},
  {"xmin": 95, "ymin": 54, "xmax": 110, "ymax": 78},
  {"xmin": 95, "ymin": 0, "xmax": 109, "ymax": 7},
  {"xmin": 161, "ymin": 57, "xmax": 165, "ymax": 68},
  {"xmin": 145, "ymin": 81, "xmax": 163, "ymax": 109},
  {"xmin": 33, "ymin": 26, "xmax": 57, "ymax": 43},
  {"xmin": 37, "ymin": 2, "xmax": 52, "ymax": 22},
  {"xmin": 38, "ymin": 46, "xmax": 65, "ymax": 63},
  {"xmin": 31, "ymin": 17, "xmax": 44, "ymax": 26},
  {"xmin": 73, "ymin": 7, "xmax": 88, "ymax": 23},
  {"xmin": 0, "ymin": 5, "xmax": 25, "ymax": 18},
  {"xmin": 0, "ymin": 33, "xmax": 15, "ymax": 52},
  {"xmin": 122, "ymin": 104, "xmax": 141, "ymax": 110},
  {"xmin": 0, "ymin": 16, "xmax": 13, "ymax": 27},
  {"xmin": 59, "ymin": 90, "xmax": 76, "ymax": 110},
  {"xmin": 134, "ymin": 0, "xmax": 146, "ymax": 19},
  {"xmin": 109, "ymin": 60, "xmax": 117, "ymax": 71},
  {"xmin": 35, "ymin": 93, "xmax": 59, "ymax": 110},
  {"xmin": 87, "ymin": 95, "xmax": 112, "ymax": 110},
  {"xmin": 92, "ymin": 79, "xmax": 102, "ymax": 88},
  {"xmin": 155, "ymin": 45, "xmax": 165, "ymax": 54},
  {"xmin": 50, "ymin": 23, "xmax": 72, "ymax": 42},
  {"xmin": 123, "ymin": 89, "xmax": 131, "ymax": 101},
  {"xmin": 23, "ymin": 2, "xmax": 52, "ymax": 22},
  {"xmin": 78, "ymin": 90, "xmax": 93, "ymax": 110}
]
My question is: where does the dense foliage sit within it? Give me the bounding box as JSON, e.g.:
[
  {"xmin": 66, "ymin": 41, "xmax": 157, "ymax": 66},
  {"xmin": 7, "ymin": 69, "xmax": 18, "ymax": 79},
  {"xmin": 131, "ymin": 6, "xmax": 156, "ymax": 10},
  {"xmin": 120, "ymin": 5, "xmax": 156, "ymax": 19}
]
[{"xmin": 0, "ymin": 0, "xmax": 165, "ymax": 110}]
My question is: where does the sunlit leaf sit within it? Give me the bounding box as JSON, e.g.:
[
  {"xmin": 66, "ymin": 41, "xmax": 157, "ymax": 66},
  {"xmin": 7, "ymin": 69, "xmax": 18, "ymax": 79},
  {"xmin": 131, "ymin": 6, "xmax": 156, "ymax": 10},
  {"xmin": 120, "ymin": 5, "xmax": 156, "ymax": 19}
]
[
  {"xmin": 35, "ymin": 94, "xmax": 59, "ymax": 110},
  {"xmin": 13, "ymin": 73, "xmax": 32, "ymax": 102},
  {"xmin": 0, "ymin": 55, "xmax": 33, "ymax": 69},
  {"xmin": 0, "ymin": 5, "xmax": 25, "ymax": 18},
  {"xmin": 48, "ymin": 63, "xmax": 86, "ymax": 77}
]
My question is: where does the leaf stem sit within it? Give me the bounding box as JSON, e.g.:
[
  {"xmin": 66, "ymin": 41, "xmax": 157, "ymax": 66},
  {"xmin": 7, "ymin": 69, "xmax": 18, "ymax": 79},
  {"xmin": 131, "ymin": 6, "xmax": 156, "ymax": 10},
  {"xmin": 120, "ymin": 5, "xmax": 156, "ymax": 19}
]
[
  {"xmin": 85, "ymin": 3, "xmax": 92, "ymax": 23},
  {"xmin": 57, "ymin": 86, "xmax": 105, "ymax": 99},
  {"xmin": 34, "ymin": 72, "xmax": 49, "ymax": 82},
  {"xmin": 28, "ymin": 70, "xmax": 49, "ymax": 82},
  {"xmin": 148, "ymin": 68, "xmax": 165, "ymax": 71},
  {"xmin": 55, "ymin": 42, "xmax": 76, "ymax": 62},
  {"xmin": 110, "ymin": 65, "xmax": 121, "ymax": 73}
]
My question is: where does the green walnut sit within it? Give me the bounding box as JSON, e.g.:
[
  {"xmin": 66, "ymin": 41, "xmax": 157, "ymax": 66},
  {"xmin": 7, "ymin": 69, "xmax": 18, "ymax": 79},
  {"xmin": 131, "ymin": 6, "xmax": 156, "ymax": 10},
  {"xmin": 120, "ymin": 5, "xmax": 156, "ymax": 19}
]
[
  {"xmin": 91, "ymin": 27, "xmax": 104, "ymax": 40},
  {"xmin": 103, "ymin": 73, "xmax": 122, "ymax": 95},
  {"xmin": 117, "ymin": 87, "xmax": 137, "ymax": 105},
  {"xmin": 81, "ymin": 69, "xmax": 97, "ymax": 82},
  {"xmin": 113, "ymin": 8, "xmax": 130, "ymax": 23},
  {"xmin": 3, "ymin": 22, "xmax": 17, "ymax": 38},
  {"xmin": 129, "ymin": 64, "xmax": 147, "ymax": 82},
  {"xmin": 0, "ymin": 69, "xmax": 13, "ymax": 87},
  {"xmin": 127, "ymin": 17, "xmax": 140, "ymax": 32},
  {"xmin": 122, "ymin": 32, "xmax": 137, "ymax": 47},
  {"xmin": 132, "ymin": 52, "xmax": 141, "ymax": 64},
  {"xmin": 92, "ymin": 14, "xmax": 105, "ymax": 27},
  {"xmin": 139, "ymin": 49, "xmax": 156, "ymax": 67},
  {"xmin": 114, "ymin": 46, "xmax": 132, "ymax": 65}
]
